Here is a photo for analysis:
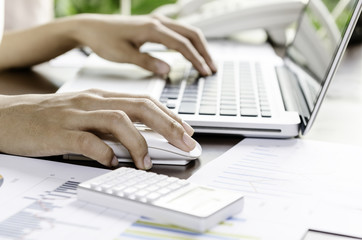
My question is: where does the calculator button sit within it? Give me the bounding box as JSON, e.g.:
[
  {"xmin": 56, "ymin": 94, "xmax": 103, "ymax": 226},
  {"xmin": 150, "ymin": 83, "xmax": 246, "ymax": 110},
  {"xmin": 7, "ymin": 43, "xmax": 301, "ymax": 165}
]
[
  {"xmin": 90, "ymin": 181, "xmax": 103, "ymax": 189},
  {"xmin": 167, "ymin": 183, "xmax": 183, "ymax": 191},
  {"xmin": 124, "ymin": 179, "xmax": 138, "ymax": 186},
  {"xmin": 157, "ymin": 188, "xmax": 171, "ymax": 195},
  {"xmin": 116, "ymin": 191, "xmax": 124, "ymax": 197},
  {"xmin": 134, "ymin": 183, "xmax": 148, "ymax": 189},
  {"xmin": 123, "ymin": 187, "xmax": 138, "ymax": 196},
  {"xmin": 145, "ymin": 185, "xmax": 160, "ymax": 192},
  {"xmin": 156, "ymin": 181, "xmax": 170, "ymax": 188},
  {"xmin": 146, "ymin": 192, "xmax": 161, "ymax": 203},
  {"xmin": 155, "ymin": 175, "xmax": 168, "ymax": 181},
  {"xmin": 135, "ymin": 190, "xmax": 149, "ymax": 200},
  {"xmin": 113, "ymin": 185, "xmax": 127, "ymax": 193},
  {"xmin": 165, "ymin": 177, "xmax": 178, "ymax": 183},
  {"xmin": 101, "ymin": 183, "xmax": 114, "ymax": 191}
]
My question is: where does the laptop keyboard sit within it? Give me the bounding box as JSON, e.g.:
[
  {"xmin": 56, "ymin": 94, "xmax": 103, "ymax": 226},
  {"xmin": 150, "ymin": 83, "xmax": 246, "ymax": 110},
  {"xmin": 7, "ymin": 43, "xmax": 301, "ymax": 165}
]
[{"xmin": 160, "ymin": 61, "xmax": 272, "ymax": 118}]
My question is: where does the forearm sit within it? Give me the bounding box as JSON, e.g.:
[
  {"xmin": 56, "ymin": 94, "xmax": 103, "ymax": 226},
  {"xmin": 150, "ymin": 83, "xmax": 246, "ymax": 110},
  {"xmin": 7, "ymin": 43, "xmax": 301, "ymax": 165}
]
[{"xmin": 0, "ymin": 16, "xmax": 82, "ymax": 70}]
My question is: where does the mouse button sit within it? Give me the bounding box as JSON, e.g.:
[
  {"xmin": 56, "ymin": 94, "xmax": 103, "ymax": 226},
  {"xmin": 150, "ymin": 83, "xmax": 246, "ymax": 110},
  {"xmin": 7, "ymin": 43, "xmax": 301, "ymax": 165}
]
[
  {"xmin": 148, "ymin": 148, "xmax": 186, "ymax": 160},
  {"xmin": 148, "ymin": 144, "xmax": 198, "ymax": 160},
  {"xmin": 103, "ymin": 140, "xmax": 130, "ymax": 158},
  {"xmin": 141, "ymin": 131, "xmax": 168, "ymax": 147}
]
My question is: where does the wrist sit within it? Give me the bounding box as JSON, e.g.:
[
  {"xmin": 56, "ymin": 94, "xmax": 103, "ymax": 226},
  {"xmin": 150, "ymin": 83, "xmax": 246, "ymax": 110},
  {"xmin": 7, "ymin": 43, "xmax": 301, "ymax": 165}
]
[
  {"xmin": 54, "ymin": 15, "xmax": 86, "ymax": 48},
  {"xmin": 49, "ymin": 14, "xmax": 100, "ymax": 49},
  {"xmin": 66, "ymin": 14, "xmax": 102, "ymax": 48}
]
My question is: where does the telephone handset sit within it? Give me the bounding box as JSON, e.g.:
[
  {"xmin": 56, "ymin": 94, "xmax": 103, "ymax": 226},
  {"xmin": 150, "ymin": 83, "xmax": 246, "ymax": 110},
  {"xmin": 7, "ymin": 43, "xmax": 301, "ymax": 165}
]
[{"xmin": 153, "ymin": 0, "xmax": 307, "ymax": 45}]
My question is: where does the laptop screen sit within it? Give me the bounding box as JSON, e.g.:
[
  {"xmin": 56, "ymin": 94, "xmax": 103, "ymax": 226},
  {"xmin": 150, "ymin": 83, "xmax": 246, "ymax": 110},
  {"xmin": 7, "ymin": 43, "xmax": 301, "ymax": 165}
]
[{"xmin": 285, "ymin": 0, "xmax": 361, "ymax": 133}]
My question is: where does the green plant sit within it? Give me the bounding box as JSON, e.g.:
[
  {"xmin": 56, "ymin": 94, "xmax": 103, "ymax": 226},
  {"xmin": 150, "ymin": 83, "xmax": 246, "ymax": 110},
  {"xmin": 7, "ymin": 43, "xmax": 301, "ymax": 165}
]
[{"xmin": 54, "ymin": 0, "xmax": 177, "ymax": 17}]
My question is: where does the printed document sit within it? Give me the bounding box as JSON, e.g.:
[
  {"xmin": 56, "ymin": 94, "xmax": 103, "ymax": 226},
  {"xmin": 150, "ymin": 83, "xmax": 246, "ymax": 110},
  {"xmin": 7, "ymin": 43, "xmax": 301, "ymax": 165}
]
[{"xmin": 189, "ymin": 138, "xmax": 362, "ymax": 238}]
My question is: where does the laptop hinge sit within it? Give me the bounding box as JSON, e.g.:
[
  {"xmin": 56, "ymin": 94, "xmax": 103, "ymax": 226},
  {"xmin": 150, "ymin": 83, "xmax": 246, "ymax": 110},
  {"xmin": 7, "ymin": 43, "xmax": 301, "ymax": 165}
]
[{"xmin": 276, "ymin": 66, "xmax": 310, "ymax": 127}]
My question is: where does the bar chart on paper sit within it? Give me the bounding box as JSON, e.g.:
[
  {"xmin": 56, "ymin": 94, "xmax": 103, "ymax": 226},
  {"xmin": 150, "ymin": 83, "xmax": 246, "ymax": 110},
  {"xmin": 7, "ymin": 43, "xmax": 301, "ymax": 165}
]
[
  {"xmin": 0, "ymin": 155, "xmax": 138, "ymax": 240},
  {"xmin": 0, "ymin": 179, "xmax": 85, "ymax": 240}
]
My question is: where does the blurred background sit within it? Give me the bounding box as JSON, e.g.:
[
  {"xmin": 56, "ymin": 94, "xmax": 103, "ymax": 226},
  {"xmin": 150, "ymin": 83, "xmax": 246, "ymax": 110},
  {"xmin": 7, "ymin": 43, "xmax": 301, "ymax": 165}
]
[
  {"xmin": 54, "ymin": 0, "xmax": 176, "ymax": 17},
  {"xmin": 53, "ymin": 0, "xmax": 361, "ymax": 44},
  {"xmin": 5, "ymin": 0, "xmax": 360, "ymax": 45}
]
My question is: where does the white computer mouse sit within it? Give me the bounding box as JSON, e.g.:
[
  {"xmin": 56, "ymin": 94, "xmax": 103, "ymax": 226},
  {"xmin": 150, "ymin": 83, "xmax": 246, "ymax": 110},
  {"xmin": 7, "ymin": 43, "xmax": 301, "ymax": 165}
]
[{"xmin": 101, "ymin": 130, "xmax": 202, "ymax": 164}]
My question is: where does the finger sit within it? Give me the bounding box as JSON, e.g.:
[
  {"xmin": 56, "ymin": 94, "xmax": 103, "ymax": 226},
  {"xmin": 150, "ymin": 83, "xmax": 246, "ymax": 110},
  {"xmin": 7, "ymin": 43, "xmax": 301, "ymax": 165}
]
[
  {"xmin": 124, "ymin": 47, "xmax": 171, "ymax": 75},
  {"xmin": 145, "ymin": 96, "xmax": 194, "ymax": 136},
  {"xmin": 152, "ymin": 14, "xmax": 217, "ymax": 73},
  {"xmin": 64, "ymin": 131, "xmax": 117, "ymax": 167},
  {"xmin": 66, "ymin": 110, "xmax": 152, "ymax": 170},
  {"xmin": 105, "ymin": 97, "xmax": 196, "ymax": 152},
  {"xmin": 77, "ymin": 90, "xmax": 195, "ymax": 136},
  {"xmin": 145, "ymin": 20, "xmax": 212, "ymax": 76}
]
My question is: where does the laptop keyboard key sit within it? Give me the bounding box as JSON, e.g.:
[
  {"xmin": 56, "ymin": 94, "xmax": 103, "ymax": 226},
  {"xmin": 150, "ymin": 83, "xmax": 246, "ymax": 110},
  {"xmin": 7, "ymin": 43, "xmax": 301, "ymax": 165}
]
[
  {"xmin": 166, "ymin": 100, "xmax": 177, "ymax": 109},
  {"xmin": 199, "ymin": 105, "xmax": 217, "ymax": 115},
  {"xmin": 261, "ymin": 111, "xmax": 272, "ymax": 118},
  {"xmin": 178, "ymin": 102, "xmax": 197, "ymax": 114},
  {"xmin": 240, "ymin": 108, "xmax": 258, "ymax": 117},
  {"xmin": 220, "ymin": 109, "xmax": 237, "ymax": 116}
]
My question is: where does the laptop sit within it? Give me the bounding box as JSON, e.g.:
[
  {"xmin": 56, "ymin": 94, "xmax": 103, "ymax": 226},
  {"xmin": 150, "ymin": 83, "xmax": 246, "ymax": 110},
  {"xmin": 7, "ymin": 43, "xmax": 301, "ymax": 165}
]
[{"xmin": 58, "ymin": 0, "xmax": 362, "ymax": 138}]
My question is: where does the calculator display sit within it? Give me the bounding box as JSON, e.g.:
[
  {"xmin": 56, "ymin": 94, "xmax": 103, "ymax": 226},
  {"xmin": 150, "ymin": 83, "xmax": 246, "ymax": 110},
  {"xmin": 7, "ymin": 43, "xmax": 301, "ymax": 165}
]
[{"xmin": 156, "ymin": 186, "xmax": 236, "ymax": 217}]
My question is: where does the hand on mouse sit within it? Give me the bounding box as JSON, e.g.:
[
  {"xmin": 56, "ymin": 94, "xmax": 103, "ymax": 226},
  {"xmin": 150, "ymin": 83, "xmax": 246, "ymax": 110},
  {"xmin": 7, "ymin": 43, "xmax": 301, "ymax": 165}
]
[{"xmin": 0, "ymin": 89, "xmax": 196, "ymax": 170}]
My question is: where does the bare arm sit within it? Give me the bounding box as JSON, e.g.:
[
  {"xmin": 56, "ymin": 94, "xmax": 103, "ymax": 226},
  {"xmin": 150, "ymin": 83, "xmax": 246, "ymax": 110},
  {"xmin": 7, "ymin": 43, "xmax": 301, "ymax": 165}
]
[{"xmin": 0, "ymin": 17, "xmax": 79, "ymax": 70}]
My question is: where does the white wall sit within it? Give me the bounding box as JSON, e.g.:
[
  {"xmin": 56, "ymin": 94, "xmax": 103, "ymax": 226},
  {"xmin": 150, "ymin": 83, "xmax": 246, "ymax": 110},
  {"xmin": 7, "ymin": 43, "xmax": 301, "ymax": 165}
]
[{"xmin": 5, "ymin": 0, "xmax": 54, "ymax": 31}]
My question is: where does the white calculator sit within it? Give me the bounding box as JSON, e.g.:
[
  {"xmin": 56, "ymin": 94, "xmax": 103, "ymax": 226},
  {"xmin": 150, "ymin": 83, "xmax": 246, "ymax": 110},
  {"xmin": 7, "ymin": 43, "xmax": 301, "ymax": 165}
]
[{"xmin": 77, "ymin": 167, "xmax": 244, "ymax": 232}]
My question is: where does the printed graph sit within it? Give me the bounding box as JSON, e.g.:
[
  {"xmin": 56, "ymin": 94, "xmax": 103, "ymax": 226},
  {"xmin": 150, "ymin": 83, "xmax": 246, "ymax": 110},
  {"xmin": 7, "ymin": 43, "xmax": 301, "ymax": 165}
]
[
  {"xmin": 0, "ymin": 179, "xmax": 93, "ymax": 240},
  {"xmin": 0, "ymin": 156, "xmax": 137, "ymax": 240},
  {"xmin": 0, "ymin": 176, "xmax": 135, "ymax": 240},
  {"xmin": 195, "ymin": 144, "xmax": 314, "ymax": 201}
]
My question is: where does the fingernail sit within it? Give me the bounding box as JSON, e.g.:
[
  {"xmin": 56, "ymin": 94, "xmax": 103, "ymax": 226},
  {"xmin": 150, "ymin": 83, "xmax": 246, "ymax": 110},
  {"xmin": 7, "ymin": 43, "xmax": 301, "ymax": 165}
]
[
  {"xmin": 182, "ymin": 120, "xmax": 194, "ymax": 136},
  {"xmin": 156, "ymin": 61, "xmax": 170, "ymax": 75},
  {"xmin": 210, "ymin": 61, "xmax": 217, "ymax": 72},
  {"xmin": 111, "ymin": 156, "xmax": 119, "ymax": 167},
  {"xmin": 183, "ymin": 132, "xmax": 196, "ymax": 150},
  {"xmin": 143, "ymin": 154, "xmax": 152, "ymax": 170},
  {"xmin": 202, "ymin": 63, "xmax": 212, "ymax": 76}
]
